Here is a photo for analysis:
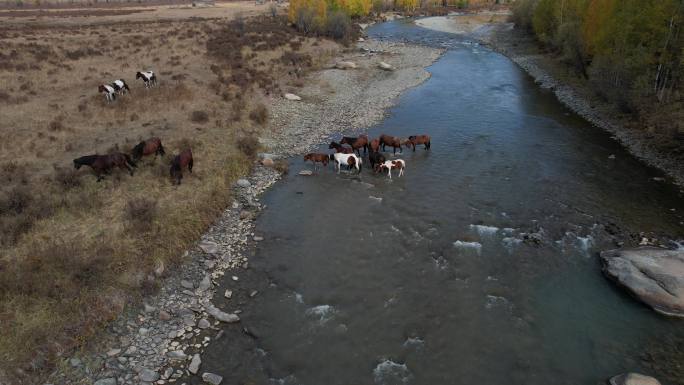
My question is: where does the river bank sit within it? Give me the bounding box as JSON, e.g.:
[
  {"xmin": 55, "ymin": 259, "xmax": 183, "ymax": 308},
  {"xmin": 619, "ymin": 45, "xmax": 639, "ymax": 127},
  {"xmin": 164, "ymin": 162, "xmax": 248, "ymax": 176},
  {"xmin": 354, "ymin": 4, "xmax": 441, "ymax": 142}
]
[
  {"xmin": 50, "ymin": 38, "xmax": 442, "ymax": 385},
  {"xmin": 416, "ymin": 14, "xmax": 684, "ymax": 188}
]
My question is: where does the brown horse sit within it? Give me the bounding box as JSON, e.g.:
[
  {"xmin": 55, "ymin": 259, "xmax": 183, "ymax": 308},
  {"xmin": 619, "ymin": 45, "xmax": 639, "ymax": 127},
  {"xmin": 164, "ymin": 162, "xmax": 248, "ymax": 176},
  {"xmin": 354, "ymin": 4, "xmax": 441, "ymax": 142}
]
[
  {"xmin": 369, "ymin": 138, "xmax": 380, "ymax": 153},
  {"xmin": 131, "ymin": 137, "xmax": 165, "ymax": 161},
  {"xmin": 404, "ymin": 135, "xmax": 431, "ymax": 151},
  {"xmin": 340, "ymin": 135, "xmax": 369, "ymax": 156},
  {"xmin": 304, "ymin": 153, "xmax": 329, "ymax": 169},
  {"xmin": 73, "ymin": 153, "xmax": 137, "ymax": 182},
  {"xmin": 328, "ymin": 141, "xmax": 354, "ymax": 154},
  {"xmin": 379, "ymin": 134, "xmax": 402, "ymax": 154},
  {"xmin": 170, "ymin": 148, "xmax": 193, "ymax": 185}
]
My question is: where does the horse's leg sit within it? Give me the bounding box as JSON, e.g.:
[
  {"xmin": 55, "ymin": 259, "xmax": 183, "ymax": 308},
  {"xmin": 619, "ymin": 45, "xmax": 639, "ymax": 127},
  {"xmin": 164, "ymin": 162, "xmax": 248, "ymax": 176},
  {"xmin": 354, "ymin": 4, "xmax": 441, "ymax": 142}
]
[
  {"xmin": 413, "ymin": 143, "xmax": 416, "ymax": 152},
  {"xmin": 188, "ymin": 159, "xmax": 193, "ymax": 173}
]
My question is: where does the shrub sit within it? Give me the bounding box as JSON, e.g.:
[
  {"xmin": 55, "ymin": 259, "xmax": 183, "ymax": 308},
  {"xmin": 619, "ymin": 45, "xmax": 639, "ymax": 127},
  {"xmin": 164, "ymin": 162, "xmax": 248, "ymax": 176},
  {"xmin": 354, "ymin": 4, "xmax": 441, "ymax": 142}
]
[
  {"xmin": 249, "ymin": 103, "xmax": 269, "ymax": 125},
  {"xmin": 190, "ymin": 110, "xmax": 209, "ymax": 123},
  {"xmin": 273, "ymin": 159, "xmax": 289, "ymax": 174},
  {"xmin": 236, "ymin": 136, "xmax": 259, "ymax": 158},
  {"xmin": 52, "ymin": 167, "xmax": 81, "ymax": 191},
  {"xmin": 124, "ymin": 198, "xmax": 158, "ymax": 231},
  {"xmin": 47, "ymin": 118, "xmax": 64, "ymax": 132},
  {"xmin": 269, "ymin": 2, "xmax": 278, "ymax": 17},
  {"xmin": 324, "ymin": 10, "xmax": 353, "ymax": 41}
]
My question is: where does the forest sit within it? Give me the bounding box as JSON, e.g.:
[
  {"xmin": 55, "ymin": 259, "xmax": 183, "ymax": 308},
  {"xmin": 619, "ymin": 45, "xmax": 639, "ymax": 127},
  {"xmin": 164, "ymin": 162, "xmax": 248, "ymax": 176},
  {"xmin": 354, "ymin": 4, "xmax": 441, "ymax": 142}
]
[{"xmin": 512, "ymin": 0, "xmax": 683, "ymax": 139}]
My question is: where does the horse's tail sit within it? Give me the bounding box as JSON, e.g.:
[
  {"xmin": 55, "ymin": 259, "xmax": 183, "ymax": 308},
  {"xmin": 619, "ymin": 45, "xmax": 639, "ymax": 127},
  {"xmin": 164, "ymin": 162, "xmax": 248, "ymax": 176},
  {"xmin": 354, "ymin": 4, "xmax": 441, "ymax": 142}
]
[
  {"xmin": 124, "ymin": 154, "xmax": 138, "ymax": 168},
  {"xmin": 427, "ymin": 139, "xmax": 431, "ymax": 149}
]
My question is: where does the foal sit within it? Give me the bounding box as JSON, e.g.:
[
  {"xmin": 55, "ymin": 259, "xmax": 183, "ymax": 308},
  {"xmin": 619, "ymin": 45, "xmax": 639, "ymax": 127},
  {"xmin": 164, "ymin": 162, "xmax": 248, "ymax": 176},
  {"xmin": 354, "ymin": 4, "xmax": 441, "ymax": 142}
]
[
  {"xmin": 170, "ymin": 148, "xmax": 193, "ymax": 185},
  {"xmin": 73, "ymin": 153, "xmax": 136, "ymax": 182},
  {"xmin": 377, "ymin": 159, "xmax": 405, "ymax": 179},
  {"xmin": 303, "ymin": 153, "xmax": 329, "ymax": 170},
  {"xmin": 98, "ymin": 84, "xmax": 116, "ymax": 102}
]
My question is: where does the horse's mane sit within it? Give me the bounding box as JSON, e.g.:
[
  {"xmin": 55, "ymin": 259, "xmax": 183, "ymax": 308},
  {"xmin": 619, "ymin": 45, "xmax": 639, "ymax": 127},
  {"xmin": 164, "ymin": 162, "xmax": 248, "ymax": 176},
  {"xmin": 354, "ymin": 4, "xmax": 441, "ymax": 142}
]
[
  {"xmin": 131, "ymin": 141, "xmax": 145, "ymax": 157},
  {"xmin": 73, "ymin": 155, "xmax": 100, "ymax": 165}
]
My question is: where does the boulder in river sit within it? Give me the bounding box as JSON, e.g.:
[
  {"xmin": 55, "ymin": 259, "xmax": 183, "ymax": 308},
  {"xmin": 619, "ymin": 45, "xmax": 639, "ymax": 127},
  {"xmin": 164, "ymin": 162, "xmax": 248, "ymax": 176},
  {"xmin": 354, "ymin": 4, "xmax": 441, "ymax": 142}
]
[
  {"xmin": 600, "ymin": 247, "xmax": 684, "ymax": 317},
  {"xmin": 205, "ymin": 302, "xmax": 240, "ymax": 323},
  {"xmin": 609, "ymin": 372, "xmax": 661, "ymax": 385},
  {"xmin": 189, "ymin": 353, "xmax": 202, "ymax": 374},
  {"xmin": 202, "ymin": 372, "xmax": 223, "ymax": 385}
]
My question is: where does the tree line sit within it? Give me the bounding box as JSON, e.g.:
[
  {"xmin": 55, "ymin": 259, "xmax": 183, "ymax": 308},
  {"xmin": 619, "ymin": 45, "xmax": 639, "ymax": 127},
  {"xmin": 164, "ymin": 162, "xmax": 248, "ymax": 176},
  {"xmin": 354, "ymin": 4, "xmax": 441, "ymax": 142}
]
[{"xmin": 512, "ymin": 0, "xmax": 683, "ymax": 124}]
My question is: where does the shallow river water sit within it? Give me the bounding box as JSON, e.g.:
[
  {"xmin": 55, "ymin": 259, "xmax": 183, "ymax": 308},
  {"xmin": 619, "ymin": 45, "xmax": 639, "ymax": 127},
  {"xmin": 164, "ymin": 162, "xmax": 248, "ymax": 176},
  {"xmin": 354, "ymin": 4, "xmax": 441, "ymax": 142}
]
[{"xmin": 200, "ymin": 21, "xmax": 684, "ymax": 385}]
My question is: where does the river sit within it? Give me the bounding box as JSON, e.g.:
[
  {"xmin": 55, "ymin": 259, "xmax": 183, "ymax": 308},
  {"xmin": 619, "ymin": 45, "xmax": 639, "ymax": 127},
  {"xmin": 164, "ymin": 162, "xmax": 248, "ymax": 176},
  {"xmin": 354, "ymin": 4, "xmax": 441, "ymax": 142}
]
[{"xmin": 197, "ymin": 20, "xmax": 684, "ymax": 385}]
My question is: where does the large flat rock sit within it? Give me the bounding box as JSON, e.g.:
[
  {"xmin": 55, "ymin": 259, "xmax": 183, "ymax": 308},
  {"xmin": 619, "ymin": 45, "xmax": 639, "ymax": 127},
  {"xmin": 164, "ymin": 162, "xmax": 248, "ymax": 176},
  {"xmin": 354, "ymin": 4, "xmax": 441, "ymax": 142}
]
[{"xmin": 601, "ymin": 247, "xmax": 684, "ymax": 317}]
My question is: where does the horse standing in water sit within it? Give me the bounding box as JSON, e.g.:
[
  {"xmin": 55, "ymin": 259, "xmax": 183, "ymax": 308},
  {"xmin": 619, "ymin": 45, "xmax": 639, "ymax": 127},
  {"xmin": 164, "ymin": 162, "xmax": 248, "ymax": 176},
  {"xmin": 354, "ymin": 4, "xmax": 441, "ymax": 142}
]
[
  {"xmin": 131, "ymin": 137, "xmax": 165, "ymax": 162},
  {"xmin": 404, "ymin": 135, "xmax": 431, "ymax": 151},
  {"xmin": 328, "ymin": 141, "xmax": 354, "ymax": 154},
  {"xmin": 303, "ymin": 153, "xmax": 329, "ymax": 170},
  {"xmin": 331, "ymin": 153, "xmax": 362, "ymax": 174},
  {"xmin": 369, "ymin": 138, "xmax": 381, "ymax": 153},
  {"xmin": 170, "ymin": 148, "xmax": 193, "ymax": 185},
  {"xmin": 73, "ymin": 153, "xmax": 137, "ymax": 182},
  {"xmin": 340, "ymin": 135, "xmax": 369, "ymax": 156},
  {"xmin": 379, "ymin": 134, "xmax": 403, "ymax": 154},
  {"xmin": 377, "ymin": 159, "xmax": 405, "ymax": 179}
]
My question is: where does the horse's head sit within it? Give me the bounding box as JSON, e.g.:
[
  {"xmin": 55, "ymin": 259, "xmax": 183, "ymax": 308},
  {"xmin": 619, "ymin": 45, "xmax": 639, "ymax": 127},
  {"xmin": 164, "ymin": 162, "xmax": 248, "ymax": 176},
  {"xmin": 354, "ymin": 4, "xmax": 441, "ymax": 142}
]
[
  {"xmin": 403, "ymin": 138, "xmax": 413, "ymax": 146},
  {"xmin": 135, "ymin": 72, "xmax": 143, "ymax": 80},
  {"xmin": 73, "ymin": 159, "xmax": 81, "ymax": 169},
  {"xmin": 328, "ymin": 142, "xmax": 337, "ymax": 149},
  {"xmin": 98, "ymin": 85, "xmax": 106, "ymax": 93},
  {"xmin": 340, "ymin": 137, "xmax": 350, "ymax": 145},
  {"xmin": 303, "ymin": 154, "xmax": 312, "ymax": 162}
]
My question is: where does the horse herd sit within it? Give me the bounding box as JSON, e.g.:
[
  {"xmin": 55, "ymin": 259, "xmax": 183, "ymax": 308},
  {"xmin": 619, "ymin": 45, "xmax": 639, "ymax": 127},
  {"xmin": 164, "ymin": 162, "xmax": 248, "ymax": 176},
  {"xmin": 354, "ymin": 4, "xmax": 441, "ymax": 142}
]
[
  {"xmin": 98, "ymin": 70, "xmax": 158, "ymax": 102},
  {"xmin": 72, "ymin": 137, "xmax": 194, "ymax": 185},
  {"xmin": 304, "ymin": 133, "xmax": 431, "ymax": 179}
]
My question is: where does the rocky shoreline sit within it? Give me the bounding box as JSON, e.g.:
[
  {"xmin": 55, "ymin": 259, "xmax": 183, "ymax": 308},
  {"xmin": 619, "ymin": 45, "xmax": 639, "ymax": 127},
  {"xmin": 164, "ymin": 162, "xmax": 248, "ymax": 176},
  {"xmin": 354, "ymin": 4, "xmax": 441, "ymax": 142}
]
[{"xmin": 50, "ymin": 38, "xmax": 442, "ymax": 385}]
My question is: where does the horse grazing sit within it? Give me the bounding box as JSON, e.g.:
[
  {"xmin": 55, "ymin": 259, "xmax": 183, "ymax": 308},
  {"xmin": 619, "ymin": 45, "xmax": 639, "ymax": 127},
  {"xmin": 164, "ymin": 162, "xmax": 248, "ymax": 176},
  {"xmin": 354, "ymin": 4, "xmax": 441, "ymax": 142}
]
[
  {"xmin": 378, "ymin": 159, "xmax": 405, "ymax": 179},
  {"xmin": 131, "ymin": 137, "xmax": 165, "ymax": 162},
  {"xmin": 369, "ymin": 138, "xmax": 380, "ymax": 153},
  {"xmin": 73, "ymin": 153, "xmax": 136, "ymax": 182},
  {"xmin": 303, "ymin": 153, "xmax": 329, "ymax": 169},
  {"xmin": 379, "ymin": 134, "xmax": 403, "ymax": 154},
  {"xmin": 136, "ymin": 70, "xmax": 157, "ymax": 88},
  {"xmin": 170, "ymin": 148, "xmax": 193, "ymax": 185},
  {"xmin": 404, "ymin": 135, "xmax": 431, "ymax": 151},
  {"xmin": 340, "ymin": 135, "xmax": 369, "ymax": 155},
  {"xmin": 368, "ymin": 151, "xmax": 386, "ymax": 171},
  {"xmin": 331, "ymin": 153, "xmax": 362, "ymax": 174},
  {"xmin": 328, "ymin": 141, "xmax": 353, "ymax": 154},
  {"xmin": 111, "ymin": 79, "xmax": 130, "ymax": 95},
  {"xmin": 98, "ymin": 84, "xmax": 116, "ymax": 102}
]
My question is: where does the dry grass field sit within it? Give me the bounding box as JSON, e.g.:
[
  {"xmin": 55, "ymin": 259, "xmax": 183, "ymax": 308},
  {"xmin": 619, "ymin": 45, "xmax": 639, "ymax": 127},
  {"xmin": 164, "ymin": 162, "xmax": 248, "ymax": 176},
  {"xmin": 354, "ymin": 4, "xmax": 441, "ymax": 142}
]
[{"xmin": 0, "ymin": 4, "xmax": 341, "ymax": 382}]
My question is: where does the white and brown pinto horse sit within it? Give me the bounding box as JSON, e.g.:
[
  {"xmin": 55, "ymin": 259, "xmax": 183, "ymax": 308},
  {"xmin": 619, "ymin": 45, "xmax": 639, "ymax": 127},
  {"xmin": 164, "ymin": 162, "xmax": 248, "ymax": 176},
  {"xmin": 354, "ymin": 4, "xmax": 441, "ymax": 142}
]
[
  {"xmin": 331, "ymin": 153, "xmax": 362, "ymax": 174},
  {"xmin": 111, "ymin": 79, "xmax": 130, "ymax": 96},
  {"xmin": 136, "ymin": 70, "xmax": 157, "ymax": 88},
  {"xmin": 98, "ymin": 84, "xmax": 117, "ymax": 102},
  {"xmin": 377, "ymin": 159, "xmax": 405, "ymax": 179}
]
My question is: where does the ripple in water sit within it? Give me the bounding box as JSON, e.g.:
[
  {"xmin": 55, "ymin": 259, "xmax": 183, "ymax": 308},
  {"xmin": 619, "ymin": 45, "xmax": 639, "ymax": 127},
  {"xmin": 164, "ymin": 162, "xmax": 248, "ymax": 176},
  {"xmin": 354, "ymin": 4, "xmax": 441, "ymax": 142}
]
[
  {"xmin": 469, "ymin": 224, "xmax": 500, "ymax": 238},
  {"xmin": 373, "ymin": 359, "xmax": 412, "ymax": 385},
  {"xmin": 305, "ymin": 305, "xmax": 335, "ymax": 324},
  {"xmin": 453, "ymin": 240, "xmax": 482, "ymax": 255}
]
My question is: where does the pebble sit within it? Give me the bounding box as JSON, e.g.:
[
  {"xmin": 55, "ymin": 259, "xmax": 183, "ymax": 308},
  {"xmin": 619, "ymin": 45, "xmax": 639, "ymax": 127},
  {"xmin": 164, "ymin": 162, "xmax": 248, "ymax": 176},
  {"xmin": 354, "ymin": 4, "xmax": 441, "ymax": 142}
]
[
  {"xmin": 159, "ymin": 310, "xmax": 172, "ymax": 321},
  {"xmin": 106, "ymin": 349, "xmax": 121, "ymax": 357},
  {"xmin": 202, "ymin": 372, "xmax": 223, "ymax": 385},
  {"xmin": 253, "ymin": 235, "xmax": 264, "ymax": 241},
  {"xmin": 298, "ymin": 170, "xmax": 313, "ymax": 176},
  {"xmin": 224, "ymin": 290, "xmax": 233, "ymax": 299},
  {"xmin": 198, "ymin": 275, "xmax": 212, "ymax": 291},
  {"xmin": 180, "ymin": 280, "xmax": 194, "ymax": 290},
  {"xmin": 139, "ymin": 368, "xmax": 160, "ymax": 382},
  {"xmin": 166, "ymin": 350, "xmax": 187, "ymax": 360},
  {"xmin": 197, "ymin": 318, "xmax": 211, "ymax": 329},
  {"xmin": 94, "ymin": 378, "xmax": 117, "ymax": 385},
  {"xmin": 69, "ymin": 358, "xmax": 82, "ymax": 367},
  {"xmin": 189, "ymin": 354, "xmax": 202, "ymax": 374}
]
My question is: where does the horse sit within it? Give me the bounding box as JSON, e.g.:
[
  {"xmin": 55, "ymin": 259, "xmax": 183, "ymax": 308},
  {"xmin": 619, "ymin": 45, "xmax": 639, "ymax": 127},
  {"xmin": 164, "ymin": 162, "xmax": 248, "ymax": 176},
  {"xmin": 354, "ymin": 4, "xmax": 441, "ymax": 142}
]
[
  {"xmin": 170, "ymin": 148, "xmax": 193, "ymax": 185},
  {"xmin": 369, "ymin": 138, "xmax": 380, "ymax": 153},
  {"xmin": 136, "ymin": 70, "xmax": 157, "ymax": 88},
  {"xmin": 379, "ymin": 134, "xmax": 403, "ymax": 154},
  {"xmin": 377, "ymin": 159, "xmax": 405, "ymax": 179},
  {"xmin": 368, "ymin": 151, "xmax": 386, "ymax": 171},
  {"xmin": 131, "ymin": 137, "xmax": 165, "ymax": 162},
  {"xmin": 328, "ymin": 141, "xmax": 354, "ymax": 154},
  {"xmin": 331, "ymin": 153, "xmax": 362, "ymax": 174},
  {"xmin": 340, "ymin": 135, "xmax": 369, "ymax": 155},
  {"xmin": 111, "ymin": 79, "xmax": 130, "ymax": 96},
  {"xmin": 404, "ymin": 135, "xmax": 431, "ymax": 151},
  {"xmin": 303, "ymin": 153, "xmax": 329, "ymax": 170},
  {"xmin": 73, "ymin": 153, "xmax": 136, "ymax": 182},
  {"xmin": 98, "ymin": 84, "xmax": 116, "ymax": 102}
]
